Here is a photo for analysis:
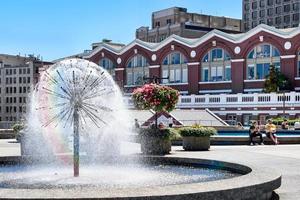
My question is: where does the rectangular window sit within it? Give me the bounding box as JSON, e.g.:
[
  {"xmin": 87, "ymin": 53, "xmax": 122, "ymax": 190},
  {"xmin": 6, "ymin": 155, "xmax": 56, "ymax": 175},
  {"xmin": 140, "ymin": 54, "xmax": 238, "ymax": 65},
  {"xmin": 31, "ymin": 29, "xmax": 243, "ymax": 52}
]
[
  {"xmin": 284, "ymin": 4, "xmax": 290, "ymax": 12},
  {"xmin": 202, "ymin": 68, "xmax": 209, "ymax": 82},
  {"xmin": 260, "ymin": 10, "xmax": 265, "ymax": 17},
  {"xmin": 169, "ymin": 69, "xmax": 175, "ymax": 83},
  {"xmin": 175, "ymin": 68, "xmax": 181, "ymax": 82},
  {"xmin": 247, "ymin": 64, "xmax": 255, "ymax": 79},
  {"xmin": 171, "ymin": 53, "xmax": 180, "ymax": 65},
  {"xmin": 276, "ymin": 6, "xmax": 282, "ymax": 14},
  {"xmin": 127, "ymin": 72, "xmax": 132, "ymax": 85},
  {"xmin": 263, "ymin": 63, "xmax": 270, "ymax": 78},
  {"xmin": 211, "ymin": 49, "xmax": 223, "ymax": 61},
  {"xmin": 162, "ymin": 69, "xmax": 168, "ymax": 84},
  {"xmin": 27, "ymin": 77, "xmax": 30, "ymax": 83},
  {"xmin": 252, "ymin": 1, "xmax": 258, "ymax": 9},
  {"xmin": 267, "ymin": 8, "xmax": 273, "ymax": 16},
  {"xmin": 298, "ymin": 61, "xmax": 300, "ymax": 77},
  {"xmin": 216, "ymin": 66, "xmax": 223, "ymax": 81},
  {"xmin": 256, "ymin": 64, "xmax": 264, "ymax": 79},
  {"xmin": 182, "ymin": 68, "xmax": 188, "ymax": 83},
  {"xmin": 225, "ymin": 66, "xmax": 231, "ymax": 81}
]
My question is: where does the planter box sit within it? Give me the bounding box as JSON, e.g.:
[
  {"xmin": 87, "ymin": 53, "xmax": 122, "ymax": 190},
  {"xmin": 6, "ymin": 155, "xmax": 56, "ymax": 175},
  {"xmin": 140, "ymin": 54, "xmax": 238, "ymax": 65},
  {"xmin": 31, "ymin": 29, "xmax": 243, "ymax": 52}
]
[
  {"xmin": 183, "ymin": 136, "xmax": 210, "ymax": 151},
  {"xmin": 141, "ymin": 137, "xmax": 171, "ymax": 155}
]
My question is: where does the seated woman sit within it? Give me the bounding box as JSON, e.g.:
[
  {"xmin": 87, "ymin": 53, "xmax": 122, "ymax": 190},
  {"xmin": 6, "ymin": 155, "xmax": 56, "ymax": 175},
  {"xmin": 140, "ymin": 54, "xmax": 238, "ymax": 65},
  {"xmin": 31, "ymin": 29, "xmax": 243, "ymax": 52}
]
[
  {"xmin": 281, "ymin": 119, "xmax": 289, "ymax": 130},
  {"xmin": 265, "ymin": 119, "xmax": 279, "ymax": 145},
  {"xmin": 249, "ymin": 121, "xmax": 264, "ymax": 145}
]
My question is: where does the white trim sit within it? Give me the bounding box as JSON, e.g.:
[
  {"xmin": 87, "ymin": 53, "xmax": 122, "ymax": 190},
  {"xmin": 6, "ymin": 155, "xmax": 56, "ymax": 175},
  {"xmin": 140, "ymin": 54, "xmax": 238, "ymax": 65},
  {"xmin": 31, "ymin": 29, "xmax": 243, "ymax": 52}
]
[
  {"xmin": 231, "ymin": 59, "xmax": 245, "ymax": 63},
  {"xmin": 85, "ymin": 24, "xmax": 300, "ymax": 59},
  {"xmin": 148, "ymin": 65, "xmax": 160, "ymax": 69},
  {"xmin": 187, "ymin": 62, "xmax": 200, "ymax": 66},
  {"xmin": 244, "ymin": 79, "xmax": 265, "ymax": 82},
  {"xmin": 179, "ymin": 91, "xmax": 189, "ymax": 94},
  {"xmin": 295, "ymin": 77, "xmax": 300, "ymax": 80},
  {"xmin": 114, "ymin": 68, "xmax": 124, "ymax": 71},
  {"xmin": 161, "ymin": 82, "xmax": 189, "ymax": 86},
  {"xmin": 244, "ymin": 88, "xmax": 263, "ymax": 92},
  {"xmin": 124, "ymin": 85, "xmax": 138, "ymax": 88},
  {"xmin": 280, "ymin": 55, "xmax": 296, "ymax": 59},
  {"xmin": 295, "ymin": 87, "xmax": 300, "ymax": 90},
  {"xmin": 199, "ymin": 81, "xmax": 232, "ymax": 84},
  {"xmin": 199, "ymin": 89, "xmax": 232, "ymax": 94}
]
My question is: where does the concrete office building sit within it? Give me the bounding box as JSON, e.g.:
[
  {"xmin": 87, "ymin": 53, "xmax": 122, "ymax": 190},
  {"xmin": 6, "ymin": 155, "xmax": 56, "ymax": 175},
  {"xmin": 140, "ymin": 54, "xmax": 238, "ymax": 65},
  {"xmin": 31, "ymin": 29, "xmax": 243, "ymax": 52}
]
[
  {"xmin": 136, "ymin": 7, "xmax": 243, "ymax": 43},
  {"xmin": 243, "ymin": 0, "xmax": 300, "ymax": 31},
  {"xmin": 0, "ymin": 54, "xmax": 51, "ymax": 123}
]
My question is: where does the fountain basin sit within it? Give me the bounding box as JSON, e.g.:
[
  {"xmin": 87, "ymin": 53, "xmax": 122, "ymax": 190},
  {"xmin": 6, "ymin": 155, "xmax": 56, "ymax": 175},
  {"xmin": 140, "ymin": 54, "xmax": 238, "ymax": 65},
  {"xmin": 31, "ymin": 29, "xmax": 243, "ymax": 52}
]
[{"xmin": 0, "ymin": 155, "xmax": 281, "ymax": 200}]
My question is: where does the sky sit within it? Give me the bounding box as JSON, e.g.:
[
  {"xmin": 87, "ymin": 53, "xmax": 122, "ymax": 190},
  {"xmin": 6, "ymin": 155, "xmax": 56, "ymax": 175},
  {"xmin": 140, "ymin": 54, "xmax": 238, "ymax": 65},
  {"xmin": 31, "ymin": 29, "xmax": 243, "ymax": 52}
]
[{"xmin": 0, "ymin": 0, "xmax": 242, "ymax": 61}]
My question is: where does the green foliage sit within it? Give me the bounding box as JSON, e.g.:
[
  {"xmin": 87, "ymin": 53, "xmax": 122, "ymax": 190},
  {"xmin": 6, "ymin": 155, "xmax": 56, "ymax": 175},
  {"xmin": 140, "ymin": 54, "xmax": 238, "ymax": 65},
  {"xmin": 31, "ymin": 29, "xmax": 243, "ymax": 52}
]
[
  {"xmin": 139, "ymin": 128, "xmax": 173, "ymax": 140},
  {"xmin": 264, "ymin": 65, "xmax": 291, "ymax": 93},
  {"xmin": 169, "ymin": 128, "xmax": 182, "ymax": 140},
  {"xmin": 179, "ymin": 127, "xmax": 217, "ymax": 137},
  {"xmin": 271, "ymin": 117, "xmax": 300, "ymax": 126},
  {"xmin": 132, "ymin": 84, "xmax": 179, "ymax": 113},
  {"xmin": 12, "ymin": 123, "xmax": 24, "ymax": 133}
]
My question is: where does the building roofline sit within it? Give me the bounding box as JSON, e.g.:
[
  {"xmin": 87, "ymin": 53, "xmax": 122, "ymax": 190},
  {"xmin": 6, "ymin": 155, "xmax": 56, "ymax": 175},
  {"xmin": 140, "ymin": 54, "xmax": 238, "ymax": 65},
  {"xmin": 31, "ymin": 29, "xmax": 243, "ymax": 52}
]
[{"xmin": 84, "ymin": 24, "xmax": 300, "ymax": 58}]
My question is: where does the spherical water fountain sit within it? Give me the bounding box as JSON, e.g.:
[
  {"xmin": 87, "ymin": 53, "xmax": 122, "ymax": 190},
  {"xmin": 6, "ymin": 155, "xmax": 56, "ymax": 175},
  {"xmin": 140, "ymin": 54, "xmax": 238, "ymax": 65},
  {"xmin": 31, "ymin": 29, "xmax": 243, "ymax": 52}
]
[{"xmin": 0, "ymin": 59, "xmax": 281, "ymax": 199}]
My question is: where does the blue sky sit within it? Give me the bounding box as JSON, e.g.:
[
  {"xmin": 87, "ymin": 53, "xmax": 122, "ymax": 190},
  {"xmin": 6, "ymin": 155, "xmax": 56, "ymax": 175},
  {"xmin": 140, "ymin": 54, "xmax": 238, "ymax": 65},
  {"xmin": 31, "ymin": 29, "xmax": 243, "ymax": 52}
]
[{"xmin": 0, "ymin": 0, "xmax": 242, "ymax": 61}]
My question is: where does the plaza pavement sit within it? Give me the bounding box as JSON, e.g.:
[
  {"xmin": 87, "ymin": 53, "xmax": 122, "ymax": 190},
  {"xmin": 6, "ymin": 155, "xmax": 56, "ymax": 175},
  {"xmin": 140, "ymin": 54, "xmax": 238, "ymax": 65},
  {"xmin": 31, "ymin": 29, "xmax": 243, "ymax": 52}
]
[{"xmin": 0, "ymin": 139, "xmax": 299, "ymax": 199}]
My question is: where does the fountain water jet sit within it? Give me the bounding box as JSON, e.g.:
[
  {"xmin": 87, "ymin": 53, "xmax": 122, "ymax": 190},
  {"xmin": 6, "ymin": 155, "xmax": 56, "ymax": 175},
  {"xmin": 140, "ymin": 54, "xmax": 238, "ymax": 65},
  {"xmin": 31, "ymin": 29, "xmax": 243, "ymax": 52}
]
[{"xmin": 33, "ymin": 59, "xmax": 119, "ymax": 176}]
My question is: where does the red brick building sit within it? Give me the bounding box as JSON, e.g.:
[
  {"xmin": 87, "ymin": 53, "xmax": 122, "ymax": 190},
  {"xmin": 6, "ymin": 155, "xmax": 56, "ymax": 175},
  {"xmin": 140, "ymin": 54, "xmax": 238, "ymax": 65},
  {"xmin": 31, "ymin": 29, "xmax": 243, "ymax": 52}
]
[{"xmin": 84, "ymin": 24, "xmax": 300, "ymax": 125}]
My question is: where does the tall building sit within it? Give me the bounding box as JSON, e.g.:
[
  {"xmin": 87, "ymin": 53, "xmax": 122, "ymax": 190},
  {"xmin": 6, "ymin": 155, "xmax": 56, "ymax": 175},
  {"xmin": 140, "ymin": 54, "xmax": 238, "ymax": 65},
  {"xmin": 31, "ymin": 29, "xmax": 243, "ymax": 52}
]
[
  {"xmin": 0, "ymin": 54, "xmax": 52, "ymax": 124},
  {"xmin": 243, "ymin": 0, "xmax": 300, "ymax": 31},
  {"xmin": 136, "ymin": 7, "xmax": 242, "ymax": 43}
]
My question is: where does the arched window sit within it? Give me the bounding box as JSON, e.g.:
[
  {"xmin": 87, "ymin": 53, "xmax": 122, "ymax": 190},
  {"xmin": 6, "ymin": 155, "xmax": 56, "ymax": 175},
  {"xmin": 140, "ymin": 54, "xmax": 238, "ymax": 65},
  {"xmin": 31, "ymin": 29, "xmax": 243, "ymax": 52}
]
[
  {"xmin": 246, "ymin": 44, "xmax": 280, "ymax": 80},
  {"xmin": 201, "ymin": 48, "xmax": 231, "ymax": 82},
  {"xmin": 298, "ymin": 51, "xmax": 300, "ymax": 77},
  {"xmin": 126, "ymin": 54, "xmax": 149, "ymax": 86},
  {"xmin": 161, "ymin": 52, "xmax": 188, "ymax": 84},
  {"xmin": 99, "ymin": 58, "xmax": 116, "ymax": 78}
]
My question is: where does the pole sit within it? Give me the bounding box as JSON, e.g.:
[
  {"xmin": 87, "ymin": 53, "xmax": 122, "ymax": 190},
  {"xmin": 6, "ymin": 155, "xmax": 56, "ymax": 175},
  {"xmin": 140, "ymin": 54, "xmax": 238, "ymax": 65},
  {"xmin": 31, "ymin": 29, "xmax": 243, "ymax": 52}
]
[
  {"xmin": 73, "ymin": 105, "xmax": 80, "ymax": 177},
  {"xmin": 283, "ymin": 92, "xmax": 286, "ymax": 115}
]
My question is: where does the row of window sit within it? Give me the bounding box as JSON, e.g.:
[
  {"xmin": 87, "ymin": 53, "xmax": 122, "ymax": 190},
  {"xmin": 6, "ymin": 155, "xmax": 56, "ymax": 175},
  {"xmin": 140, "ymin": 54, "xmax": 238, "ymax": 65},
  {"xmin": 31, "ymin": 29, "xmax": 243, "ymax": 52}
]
[
  {"xmin": 5, "ymin": 77, "xmax": 31, "ymax": 85},
  {"xmin": 5, "ymin": 97, "xmax": 27, "ymax": 104},
  {"xmin": 245, "ymin": 1, "xmax": 299, "ymax": 11},
  {"xmin": 4, "ymin": 106, "xmax": 26, "ymax": 114},
  {"xmin": 99, "ymin": 44, "xmax": 300, "ymax": 86},
  {"xmin": 5, "ymin": 87, "xmax": 30, "ymax": 94},
  {"xmin": 4, "ymin": 68, "xmax": 30, "ymax": 75}
]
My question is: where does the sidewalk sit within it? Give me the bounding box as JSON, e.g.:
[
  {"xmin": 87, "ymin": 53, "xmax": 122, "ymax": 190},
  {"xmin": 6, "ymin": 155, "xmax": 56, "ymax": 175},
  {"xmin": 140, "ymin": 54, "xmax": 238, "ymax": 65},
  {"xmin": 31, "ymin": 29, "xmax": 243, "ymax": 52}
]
[{"xmin": 0, "ymin": 139, "xmax": 299, "ymax": 199}]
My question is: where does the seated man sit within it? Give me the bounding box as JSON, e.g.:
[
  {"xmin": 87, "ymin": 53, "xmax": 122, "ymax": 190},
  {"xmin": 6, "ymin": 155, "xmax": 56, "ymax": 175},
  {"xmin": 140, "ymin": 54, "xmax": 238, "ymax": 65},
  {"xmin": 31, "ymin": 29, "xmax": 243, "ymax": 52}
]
[
  {"xmin": 249, "ymin": 121, "xmax": 264, "ymax": 145},
  {"xmin": 265, "ymin": 119, "xmax": 279, "ymax": 145}
]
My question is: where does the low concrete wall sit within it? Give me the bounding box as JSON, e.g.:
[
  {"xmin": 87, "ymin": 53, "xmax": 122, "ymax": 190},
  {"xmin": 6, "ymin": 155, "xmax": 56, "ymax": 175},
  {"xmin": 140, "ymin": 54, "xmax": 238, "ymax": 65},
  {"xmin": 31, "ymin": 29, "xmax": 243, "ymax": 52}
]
[{"xmin": 0, "ymin": 155, "xmax": 281, "ymax": 200}]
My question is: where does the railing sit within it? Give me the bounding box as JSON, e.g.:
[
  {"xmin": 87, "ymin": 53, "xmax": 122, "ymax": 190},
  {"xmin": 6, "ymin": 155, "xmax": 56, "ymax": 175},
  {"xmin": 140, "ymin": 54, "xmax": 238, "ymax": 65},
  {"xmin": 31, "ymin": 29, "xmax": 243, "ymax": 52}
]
[
  {"xmin": 177, "ymin": 92, "xmax": 300, "ymax": 108},
  {"xmin": 123, "ymin": 92, "xmax": 300, "ymax": 109}
]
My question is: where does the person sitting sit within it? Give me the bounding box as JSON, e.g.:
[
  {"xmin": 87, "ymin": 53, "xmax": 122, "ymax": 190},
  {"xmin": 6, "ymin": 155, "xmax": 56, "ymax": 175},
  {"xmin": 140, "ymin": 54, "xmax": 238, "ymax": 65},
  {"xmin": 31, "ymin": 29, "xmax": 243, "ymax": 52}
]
[
  {"xmin": 249, "ymin": 121, "xmax": 264, "ymax": 145},
  {"xmin": 265, "ymin": 119, "xmax": 279, "ymax": 145},
  {"xmin": 281, "ymin": 119, "xmax": 289, "ymax": 130}
]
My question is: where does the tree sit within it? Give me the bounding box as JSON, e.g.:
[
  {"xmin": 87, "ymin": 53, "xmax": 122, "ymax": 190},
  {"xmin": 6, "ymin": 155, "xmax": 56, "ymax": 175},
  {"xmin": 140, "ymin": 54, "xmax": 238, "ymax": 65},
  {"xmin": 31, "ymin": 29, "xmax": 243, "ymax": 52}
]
[
  {"xmin": 132, "ymin": 84, "xmax": 179, "ymax": 128},
  {"xmin": 264, "ymin": 65, "xmax": 291, "ymax": 93}
]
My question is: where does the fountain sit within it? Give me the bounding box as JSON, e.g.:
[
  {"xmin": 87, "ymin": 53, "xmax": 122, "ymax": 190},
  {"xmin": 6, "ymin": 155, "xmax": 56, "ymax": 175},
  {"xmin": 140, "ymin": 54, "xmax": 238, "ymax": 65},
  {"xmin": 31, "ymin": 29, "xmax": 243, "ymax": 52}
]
[{"xmin": 0, "ymin": 59, "xmax": 281, "ymax": 199}]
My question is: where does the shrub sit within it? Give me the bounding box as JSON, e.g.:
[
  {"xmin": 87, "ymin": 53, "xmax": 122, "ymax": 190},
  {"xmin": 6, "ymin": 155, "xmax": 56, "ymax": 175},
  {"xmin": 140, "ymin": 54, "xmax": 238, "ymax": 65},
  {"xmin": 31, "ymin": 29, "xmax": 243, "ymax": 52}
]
[
  {"xmin": 179, "ymin": 127, "xmax": 217, "ymax": 137},
  {"xmin": 139, "ymin": 128, "xmax": 173, "ymax": 140},
  {"xmin": 12, "ymin": 123, "xmax": 24, "ymax": 142},
  {"xmin": 12, "ymin": 123, "xmax": 24, "ymax": 133},
  {"xmin": 271, "ymin": 118, "xmax": 300, "ymax": 126}
]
